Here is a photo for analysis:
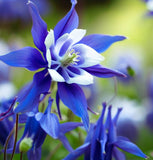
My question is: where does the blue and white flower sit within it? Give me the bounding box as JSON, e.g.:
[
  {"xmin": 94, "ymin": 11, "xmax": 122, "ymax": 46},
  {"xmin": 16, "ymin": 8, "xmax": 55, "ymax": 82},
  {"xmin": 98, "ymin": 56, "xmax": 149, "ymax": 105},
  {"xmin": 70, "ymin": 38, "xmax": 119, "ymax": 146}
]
[{"xmin": 0, "ymin": 0, "xmax": 126, "ymax": 130}]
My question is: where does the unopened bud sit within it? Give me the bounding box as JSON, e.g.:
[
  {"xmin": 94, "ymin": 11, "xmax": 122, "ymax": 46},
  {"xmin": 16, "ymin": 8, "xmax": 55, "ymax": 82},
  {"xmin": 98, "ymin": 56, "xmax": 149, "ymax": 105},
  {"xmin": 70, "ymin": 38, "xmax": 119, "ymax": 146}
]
[{"xmin": 19, "ymin": 137, "xmax": 33, "ymax": 152}]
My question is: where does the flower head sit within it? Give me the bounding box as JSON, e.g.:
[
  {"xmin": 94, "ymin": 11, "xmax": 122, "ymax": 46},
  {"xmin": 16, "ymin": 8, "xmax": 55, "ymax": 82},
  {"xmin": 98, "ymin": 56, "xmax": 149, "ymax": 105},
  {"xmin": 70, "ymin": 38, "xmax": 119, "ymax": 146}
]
[
  {"xmin": 6, "ymin": 97, "xmax": 82, "ymax": 160},
  {"xmin": 0, "ymin": 0, "xmax": 126, "ymax": 130},
  {"xmin": 63, "ymin": 103, "xmax": 147, "ymax": 160},
  {"xmin": 5, "ymin": 98, "xmax": 59, "ymax": 160}
]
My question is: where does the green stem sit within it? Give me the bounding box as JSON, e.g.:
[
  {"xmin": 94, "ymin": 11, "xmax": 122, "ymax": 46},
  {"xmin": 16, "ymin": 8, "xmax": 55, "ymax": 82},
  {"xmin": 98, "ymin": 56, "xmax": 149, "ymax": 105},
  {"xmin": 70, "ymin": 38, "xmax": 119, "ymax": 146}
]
[
  {"xmin": 10, "ymin": 114, "xmax": 19, "ymax": 160},
  {"xmin": 4, "ymin": 128, "xmax": 14, "ymax": 160},
  {"xmin": 20, "ymin": 152, "xmax": 23, "ymax": 160},
  {"xmin": 50, "ymin": 81, "xmax": 56, "ymax": 91}
]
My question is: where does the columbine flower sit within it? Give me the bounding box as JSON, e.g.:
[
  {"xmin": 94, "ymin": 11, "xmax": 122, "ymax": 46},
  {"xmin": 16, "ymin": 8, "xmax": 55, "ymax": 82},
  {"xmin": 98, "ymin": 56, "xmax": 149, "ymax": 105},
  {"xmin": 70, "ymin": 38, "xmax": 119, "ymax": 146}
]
[
  {"xmin": 5, "ymin": 98, "xmax": 57, "ymax": 159},
  {"xmin": 0, "ymin": 0, "xmax": 126, "ymax": 130},
  {"xmin": 7, "ymin": 98, "xmax": 82, "ymax": 160},
  {"xmin": 63, "ymin": 103, "xmax": 147, "ymax": 160}
]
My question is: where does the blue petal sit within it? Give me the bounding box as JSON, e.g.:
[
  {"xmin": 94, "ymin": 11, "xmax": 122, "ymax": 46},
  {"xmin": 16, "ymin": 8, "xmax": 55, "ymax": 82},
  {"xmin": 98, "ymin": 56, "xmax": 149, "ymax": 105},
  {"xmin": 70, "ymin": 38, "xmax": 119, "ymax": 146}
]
[
  {"xmin": 5, "ymin": 141, "xmax": 20, "ymax": 154},
  {"xmin": 114, "ymin": 139, "xmax": 147, "ymax": 158},
  {"xmin": 21, "ymin": 116, "xmax": 47, "ymax": 149},
  {"xmin": 112, "ymin": 147, "xmax": 126, "ymax": 160},
  {"xmin": 113, "ymin": 108, "xmax": 122, "ymax": 126},
  {"xmin": 22, "ymin": 116, "xmax": 40, "ymax": 137},
  {"xmin": 106, "ymin": 106, "xmax": 117, "ymax": 143},
  {"xmin": 91, "ymin": 103, "xmax": 107, "ymax": 159},
  {"xmin": 54, "ymin": 0, "xmax": 78, "ymax": 41},
  {"xmin": 35, "ymin": 98, "xmax": 60, "ymax": 139},
  {"xmin": 27, "ymin": 146, "xmax": 42, "ymax": 160},
  {"xmin": 60, "ymin": 122, "xmax": 83, "ymax": 134},
  {"xmin": 14, "ymin": 70, "xmax": 51, "ymax": 113},
  {"xmin": 79, "ymin": 34, "xmax": 126, "ymax": 53},
  {"xmin": 91, "ymin": 140, "xmax": 104, "ymax": 160},
  {"xmin": 84, "ymin": 124, "xmax": 95, "ymax": 143},
  {"xmin": 84, "ymin": 64, "xmax": 126, "ymax": 78},
  {"xmin": 84, "ymin": 148, "xmax": 91, "ymax": 160},
  {"xmin": 58, "ymin": 83, "xmax": 89, "ymax": 131},
  {"xmin": 0, "ymin": 119, "xmax": 14, "ymax": 146},
  {"xmin": 19, "ymin": 114, "xmax": 28, "ymax": 123},
  {"xmin": 28, "ymin": 1, "xmax": 48, "ymax": 52},
  {"xmin": 58, "ymin": 134, "xmax": 73, "ymax": 152},
  {"xmin": 0, "ymin": 47, "xmax": 46, "ymax": 71},
  {"xmin": 105, "ymin": 143, "xmax": 114, "ymax": 160},
  {"xmin": 63, "ymin": 143, "xmax": 90, "ymax": 160}
]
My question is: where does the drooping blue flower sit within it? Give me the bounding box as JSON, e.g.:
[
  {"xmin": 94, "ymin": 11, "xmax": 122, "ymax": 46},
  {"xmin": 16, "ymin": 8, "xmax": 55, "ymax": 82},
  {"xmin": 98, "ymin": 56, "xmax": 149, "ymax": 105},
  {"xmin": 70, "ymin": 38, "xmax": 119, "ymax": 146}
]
[
  {"xmin": 0, "ymin": 0, "xmax": 126, "ymax": 130},
  {"xmin": 6, "ymin": 97, "xmax": 82, "ymax": 160},
  {"xmin": 63, "ymin": 103, "xmax": 147, "ymax": 160},
  {"xmin": 4, "ymin": 98, "xmax": 58, "ymax": 159}
]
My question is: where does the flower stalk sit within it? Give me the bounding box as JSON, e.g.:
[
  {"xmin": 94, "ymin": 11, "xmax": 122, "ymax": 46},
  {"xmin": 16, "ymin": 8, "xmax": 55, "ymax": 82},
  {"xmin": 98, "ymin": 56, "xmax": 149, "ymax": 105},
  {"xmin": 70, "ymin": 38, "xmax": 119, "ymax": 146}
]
[{"xmin": 10, "ymin": 114, "xmax": 19, "ymax": 160}]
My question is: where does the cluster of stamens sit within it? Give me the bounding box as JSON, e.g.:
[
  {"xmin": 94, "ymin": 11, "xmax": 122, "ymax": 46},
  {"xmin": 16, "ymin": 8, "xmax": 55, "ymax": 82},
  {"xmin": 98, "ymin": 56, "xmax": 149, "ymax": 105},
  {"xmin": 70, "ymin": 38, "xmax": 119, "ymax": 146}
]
[{"xmin": 60, "ymin": 49, "xmax": 80, "ymax": 67}]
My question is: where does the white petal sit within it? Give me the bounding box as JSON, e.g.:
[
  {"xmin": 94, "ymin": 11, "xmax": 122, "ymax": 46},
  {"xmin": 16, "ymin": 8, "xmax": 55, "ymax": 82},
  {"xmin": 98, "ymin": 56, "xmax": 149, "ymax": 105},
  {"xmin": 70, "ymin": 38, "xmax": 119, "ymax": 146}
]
[
  {"xmin": 73, "ymin": 44, "xmax": 105, "ymax": 67},
  {"xmin": 48, "ymin": 69, "xmax": 65, "ymax": 82},
  {"xmin": 55, "ymin": 33, "xmax": 69, "ymax": 54},
  {"xmin": 69, "ymin": 29, "xmax": 86, "ymax": 45},
  {"xmin": 67, "ymin": 68, "xmax": 93, "ymax": 85},
  {"xmin": 45, "ymin": 29, "xmax": 54, "ymax": 49},
  {"xmin": 46, "ymin": 49, "xmax": 51, "ymax": 68}
]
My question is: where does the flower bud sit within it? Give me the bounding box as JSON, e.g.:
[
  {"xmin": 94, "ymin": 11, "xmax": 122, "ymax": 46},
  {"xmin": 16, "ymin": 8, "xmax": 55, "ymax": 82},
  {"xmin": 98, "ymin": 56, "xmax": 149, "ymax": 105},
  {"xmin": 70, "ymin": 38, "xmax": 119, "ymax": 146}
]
[{"xmin": 19, "ymin": 137, "xmax": 33, "ymax": 152}]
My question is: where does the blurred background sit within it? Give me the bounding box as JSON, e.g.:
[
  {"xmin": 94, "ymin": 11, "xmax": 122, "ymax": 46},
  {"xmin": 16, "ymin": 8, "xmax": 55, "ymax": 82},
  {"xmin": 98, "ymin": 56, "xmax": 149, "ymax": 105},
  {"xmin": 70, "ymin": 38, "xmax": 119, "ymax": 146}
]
[{"xmin": 0, "ymin": 0, "xmax": 153, "ymax": 159}]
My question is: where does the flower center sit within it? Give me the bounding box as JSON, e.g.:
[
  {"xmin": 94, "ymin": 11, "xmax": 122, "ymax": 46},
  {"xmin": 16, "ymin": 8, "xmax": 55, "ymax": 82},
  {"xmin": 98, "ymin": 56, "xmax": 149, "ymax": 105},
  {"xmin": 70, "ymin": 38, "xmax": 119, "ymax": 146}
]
[{"xmin": 60, "ymin": 49, "xmax": 80, "ymax": 67}]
